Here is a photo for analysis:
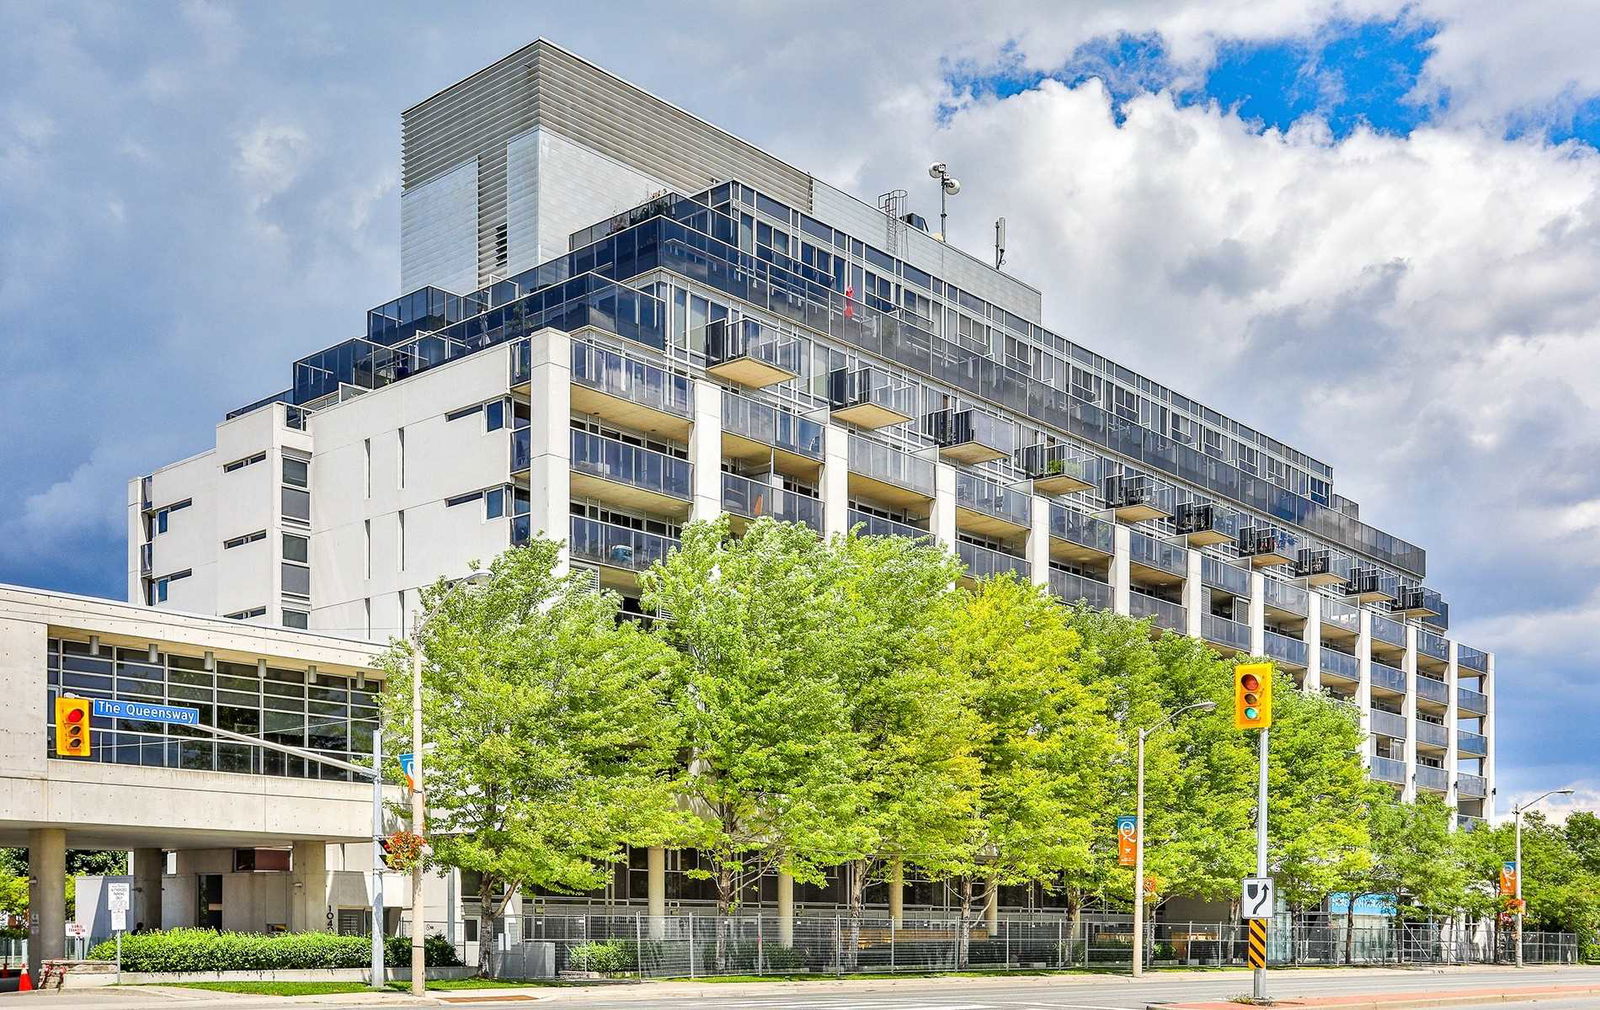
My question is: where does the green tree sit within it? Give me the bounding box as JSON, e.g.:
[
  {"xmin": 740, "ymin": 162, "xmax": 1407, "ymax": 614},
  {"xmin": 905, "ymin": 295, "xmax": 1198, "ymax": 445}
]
[
  {"xmin": 1566, "ymin": 812, "xmax": 1600, "ymax": 875},
  {"xmin": 1334, "ymin": 791, "xmax": 1465, "ymax": 962},
  {"xmin": 640, "ymin": 517, "xmax": 865, "ymax": 971},
  {"xmin": 380, "ymin": 540, "xmax": 684, "ymax": 975},
  {"xmin": 1459, "ymin": 812, "xmax": 1600, "ymax": 956}
]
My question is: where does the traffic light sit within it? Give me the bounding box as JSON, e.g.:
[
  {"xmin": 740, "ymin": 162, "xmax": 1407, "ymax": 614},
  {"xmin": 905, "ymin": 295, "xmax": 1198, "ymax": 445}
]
[
  {"xmin": 55, "ymin": 697, "xmax": 92, "ymax": 757},
  {"xmin": 1233, "ymin": 662, "xmax": 1273, "ymax": 730}
]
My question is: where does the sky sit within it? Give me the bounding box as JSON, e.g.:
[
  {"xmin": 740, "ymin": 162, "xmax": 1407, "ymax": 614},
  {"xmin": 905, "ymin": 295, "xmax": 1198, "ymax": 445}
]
[{"xmin": 2, "ymin": 0, "xmax": 1597, "ymax": 819}]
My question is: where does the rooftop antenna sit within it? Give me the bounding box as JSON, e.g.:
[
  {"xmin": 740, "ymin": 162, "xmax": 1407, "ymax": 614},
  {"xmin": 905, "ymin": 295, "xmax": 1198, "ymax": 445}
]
[
  {"xmin": 994, "ymin": 217, "xmax": 1006, "ymax": 270},
  {"xmin": 929, "ymin": 162, "xmax": 960, "ymax": 240}
]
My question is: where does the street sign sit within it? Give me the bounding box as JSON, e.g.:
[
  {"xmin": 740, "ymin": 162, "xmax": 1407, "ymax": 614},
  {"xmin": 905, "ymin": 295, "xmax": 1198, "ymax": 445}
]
[
  {"xmin": 1242, "ymin": 876, "xmax": 1275, "ymax": 919},
  {"xmin": 1246, "ymin": 918, "xmax": 1268, "ymax": 968},
  {"xmin": 92, "ymin": 698, "xmax": 199, "ymax": 726},
  {"xmin": 110, "ymin": 909, "xmax": 126, "ymax": 931},
  {"xmin": 398, "ymin": 752, "xmax": 416, "ymax": 790},
  {"xmin": 66, "ymin": 922, "xmax": 86, "ymax": 939},
  {"xmin": 1500, "ymin": 860, "xmax": 1519, "ymax": 896},
  {"xmin": 107, "ymin": 882, "xmax": 130, "ymax": 912},
  {"xmin": 1116, "ymin": 815, "xmax": 1137, "ymax": 867}
]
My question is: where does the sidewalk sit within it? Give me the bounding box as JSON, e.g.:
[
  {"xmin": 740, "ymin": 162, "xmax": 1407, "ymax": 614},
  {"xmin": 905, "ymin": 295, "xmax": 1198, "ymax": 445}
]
[{"xmin": 1153, "ymin": 981, "xmax": 1600, "ymax": 1009}]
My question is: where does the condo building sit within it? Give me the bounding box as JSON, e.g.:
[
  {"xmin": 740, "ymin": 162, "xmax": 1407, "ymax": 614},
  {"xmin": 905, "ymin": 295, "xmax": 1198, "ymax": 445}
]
[{"xmin": 127, "ymin": 33, "xmax": 1493, "ymax": 890}]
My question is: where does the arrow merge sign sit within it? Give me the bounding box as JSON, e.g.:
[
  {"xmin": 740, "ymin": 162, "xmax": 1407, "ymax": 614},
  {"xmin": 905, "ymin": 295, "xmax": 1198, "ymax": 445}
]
[{"xmin": 1242, "ymin": 875, "xmax": 1275, "ymax": 919}]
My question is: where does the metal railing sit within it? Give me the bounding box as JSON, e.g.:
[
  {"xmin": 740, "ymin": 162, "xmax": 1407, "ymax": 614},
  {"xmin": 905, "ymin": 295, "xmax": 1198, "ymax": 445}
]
[
  {"xmin": 1263, "ymin": 578, "xmax": 1309, "ymax": 616},
  {"xmin": 1416, "ymin": 721, "xmax": 1449, "ymax": 748},
  {"xmin": 1458, "ymin": 731, "xmax": 1488, "ymax": 757},
  {"xmin": 959, "ymin": 541, "xmax": 1029, "ymax": 581},
  {"xmin": 721, "ymin": 389, "xmax": 824, "ymax": 459},
  {"xmin": 1416, "ymin": 676, "xmax": 1449, "ymax": 705},
  {"xmin": 1457, "ymin": 686, "xmax": 1488, "ymax": 715},
  {"xmin": 1050, "ymin": 569, "xmax": 1111, "ymax": 609},
  {"xmin": 1050, "ymin": 504, "xmax": 1114, "ymax": 555},
  {"xmin": 1458, "ymin": 772, "xmax": 1488, "ymax": 798},
  {"xmin": 1264, "ymin": 631, "xmax": 1308, "ymax": 668},
  {"xmin": 1371, "ymin": 755, "xmax": 1407, "ymax": 784},
  {"xmin": 1416, "ymin": 765, "xmax": 1449, "ymax": 792},
  {"xmin": 572, "ymin": 343, "xmax": 693, "ymax": 417},
  {"xmin": 1202, "ymin": 555, "xmax": 1251, "ymax": 596},
  {"xmin": 955, "ymin": 471, "xmax": 1030, "ymax": 526},
  {"xmin": 1203, "ymin": 613, "xmax": 1251, "ymax": 651},
  {"xmin": 722, "ymin": 472, "xmax": 823, "ymax": 531},
  {"xmin": 1320, "ymin": 647, "xmax": 1359, "ymax": 682},
  {"xmin": 1129, "ymin": 592, "xmax": 1186, "ymax": 632},
  {"xmin": 848, "ymin": 434, "xmax": 935, "ymax": 497},
  {"xmin": 568, "ymin": 516, "xmax": 679, "ymax": 572},
  {"xmin": 571, "ymin": 430, "xmax": 692, "ymax": 500},
  {"xmin": 1370, "ymin": 661, "xmax": 1407, "ymax": 695},
  {"xmin": 1370, "ymin": 710, "xmax": 1407, "ymax": 740},
  {"xmin": 1128, "ymin": 531, "xmax": 1185, "ymax": 576}
]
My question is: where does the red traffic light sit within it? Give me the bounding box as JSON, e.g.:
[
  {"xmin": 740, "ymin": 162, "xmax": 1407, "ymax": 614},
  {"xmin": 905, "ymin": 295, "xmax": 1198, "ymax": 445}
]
[
  {"xmin": 64, "ymin": 707, "xmax": 85, "ymax": 724},
  {"xmin": 1240, "ymin": 673, "xmax": 1260, "ymax": 692}
]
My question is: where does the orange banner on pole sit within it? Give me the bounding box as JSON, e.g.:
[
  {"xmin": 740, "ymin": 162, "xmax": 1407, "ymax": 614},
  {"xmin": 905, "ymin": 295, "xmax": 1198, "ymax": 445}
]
[
  {"xmin": 1117, "ymin": 815, "xmax": 1138, "ymax": 867},
  {"xmin": 1500, "ymin": 861, "xmax": 1518, "ymax": 897}
]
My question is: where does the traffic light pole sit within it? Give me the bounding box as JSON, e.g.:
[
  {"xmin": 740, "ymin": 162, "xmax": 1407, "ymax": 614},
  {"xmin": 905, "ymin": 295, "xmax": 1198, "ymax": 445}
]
[
  {"xmin": 370, "ymin": 720, "xmax": 386, "ymax": 990},
  {"xmin": 1254, "ymin": 726, "xmax": 1269, "ymax": 1002}
]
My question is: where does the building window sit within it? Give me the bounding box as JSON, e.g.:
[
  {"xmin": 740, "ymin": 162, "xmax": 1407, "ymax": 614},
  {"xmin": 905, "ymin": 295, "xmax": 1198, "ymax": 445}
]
[
  {"xmin": 282, "ymin": 609, "xmax": 309, "ymax": 630},
  {"xmin": 153, "ymin": 499, "xmax": 192, "ymax": 535},
  {"xmin": 484, "ymin": 398, "xmax": 506, "ymax": 431},
  {"xmin": 223, "ymin": 451, "xmax": 267, "ymax": 473},
  {"xmin": 485, "ymin": 487, "xmax": 505, "ymax": 520},
  {"xmin": 397, "ymin": 511, "xmax": 406, "ymax": 571},
  {"xmin": 281, "ymin": 560, "xmax": 310, "ymax": 598},
  {"xmin": 363, "ymin": 438, "xmax": 371, "ymax": 498},
  {"xmin": 223, "ymin": 607, "xmax": 268, "ymax": 620},
  {"xmin": 282, "ymin": 533, "xmax": 308, "ymax": 563},
  {"xmin": 151, "ymin": 570, "xmax": 192, "ymax": 604},
  {"xmin": 281, "ymin": 487, "xmax": 310, "ymax": 524},
  {"xmin": 397, "ymin": 428, "xmax": 406, "ymax": 489},
  {"xmin": 283, "ymin": 457, "xmax": 309, "ymax": 488},
  {"xmin": 223, "ymin": 530, "xmax": 267, "ymax": 550}
]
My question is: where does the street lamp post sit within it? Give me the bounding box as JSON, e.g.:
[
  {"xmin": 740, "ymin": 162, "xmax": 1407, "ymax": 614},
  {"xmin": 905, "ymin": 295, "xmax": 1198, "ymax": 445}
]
[
  {"xmin": 1132, "ymin": 700, "xmax": 1217, "ymax": 978},
  {"xmin": 1513, "ymin": 787, "xmax": 1574, "ymax": 967}
]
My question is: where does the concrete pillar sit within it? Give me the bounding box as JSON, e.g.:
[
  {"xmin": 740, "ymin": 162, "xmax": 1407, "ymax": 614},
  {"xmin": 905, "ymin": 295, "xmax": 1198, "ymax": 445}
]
[
  {"xmin": 776, "ymin": 871, "xmax": 794, "ymax": 947},
  {"xmin": 133, "ymin": 848, "xmax": 165, "ymax": 933},
  {"xmin": 1027, "ymin": 494, "xmax": 1051, "ymax": 588},
  {"xmin": 1356, "ymin": 610, "xmax": 1373, "ymax": 766},
  {"xmin": 1182, "ymin": 546, "xmax": 1203, "ymax": 638},
  {"xmin": 984, "ymin": 877, "xmax": 999, "ymax": 933},
  {"xmin": 690, "ymin": 379, "xmax": 723, "ymax": 521},
  {"xmin": 1445, "ymin": 641, "xmax": 1460, "ymax": 814},
  {"xmin": 1110, "ymin": 524, "xmax": 1131, "ymax": 615},
  {"xmin": 528, "ymin": 329, "xmax": 572, "ymax": 568},
  {"xmin": 1302, "ymin": 593, "xmax": 1323, "ymax": 693},
  {"xmin": 1402, "ymin": 623, "xmax": 1419, "ymax": 803},
  {"xmin": 888, "ymin": 858, "xmax": 904, "ymax": 928},
  {"xmin": 291, "ymin": 841, "xmax": 328, "ymax": 934},
  {"xmin": 823, "ymin": 423, "xmax": 851, "ymax": 537},
  {"xmin": 932, "ymin": 462, "xmax": 957, "ymax": 549},
  {"xmin": 27, "ymin": 827, "xmax": 65, "ymax": 979},
  {"xmin": 1247, "ymin": 571, "xmax": 1266, "ymax": 656},
  {"xmin": 647, "ymin": 846, "xmax": 666, "ymax": 940}
]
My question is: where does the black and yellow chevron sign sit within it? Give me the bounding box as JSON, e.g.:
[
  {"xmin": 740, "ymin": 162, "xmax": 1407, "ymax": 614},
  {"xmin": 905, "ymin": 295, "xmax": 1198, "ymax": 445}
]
[{"xmin": 1247, "ymin": 918, "xmax": 1268, "ymax": 969}]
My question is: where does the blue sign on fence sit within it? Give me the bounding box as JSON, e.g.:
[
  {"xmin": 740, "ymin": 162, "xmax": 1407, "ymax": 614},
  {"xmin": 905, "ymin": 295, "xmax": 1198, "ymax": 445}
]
[
  {"xmin": 92, "ymin": 698, "xmax": 200, "ymax": 726},
  {"xmin": 1328, "ymin": 892, "xmax": 1397, "ymax": 917}
]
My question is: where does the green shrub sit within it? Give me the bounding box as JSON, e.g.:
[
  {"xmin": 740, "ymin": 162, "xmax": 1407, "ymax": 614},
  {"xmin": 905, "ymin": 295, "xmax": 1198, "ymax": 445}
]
[
  {"xmin": 567, "ymin": 940, "xmax": 631, "ymax": 975},
  {"xmin": 86, "ymin": 928, "xmax": 459, "ymax": 973},
  {"xmin": 384, "ymin": 932, "xmax": 464, "ymax": 968}
]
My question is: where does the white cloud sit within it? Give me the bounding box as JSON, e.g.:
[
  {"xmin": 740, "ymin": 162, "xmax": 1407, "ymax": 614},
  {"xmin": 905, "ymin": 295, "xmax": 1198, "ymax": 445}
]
[{"xmin": 235, "ymin": 120, "xmax": 312, "ymax": 204}]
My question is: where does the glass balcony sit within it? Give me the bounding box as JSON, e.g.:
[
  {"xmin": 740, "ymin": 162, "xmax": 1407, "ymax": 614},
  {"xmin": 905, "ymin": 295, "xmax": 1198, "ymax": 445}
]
[
  {"xmin": 1320, "ymin": 596, "xmax": 1359, "ymax": 637},
  {"xmin": 1370, "ymin": 661, "xmax": 1407, "ymax": 695},
  {"xmin": 511, "ymin": 427, "xmax": 530, "ymax": 472},
  {"xmin": 1370, "ymin": 709, "xmax": 1407, "ymax": 739},
  {"xmin": 848, "ymin": 434, "xmax": 936, "ymax": 499},
  {"xmin": 1321, "ymin": 646, "xmax": 1360, "ymax": 683},
  {"xmin": 721, "ymin": 390, "xmax": 824, "ymax": 461},
  {"xmin": 1103, "ymin": 473, "xmax": 1174, "ymax": 523},
  {"xmin": 958, "ymin": 541, "xmax": 1030, "ymax": 582},
  {"xmin": 568, "ymin": 515, "xmax": 679, "ymax": 573},
  {"xmin": 829, "ymin": 366, "xmax": 915, "ymax": 428},
  {"xmin": 1370, "ymin": 614, "xmax": 1405, "ymax": 648},
  {"xmin": 1128, "ymin": 531, "xmax": 1187, "ymax": 578},
  {"xmin": 1204, "ymin": 613, "xmax": 1252, "ymax": 652},
  {"xmin": 925, "ymin": 408, "xmax": 1013, "ymax": 464},
  {"xmin": 1455, "ymin": 812, "xmax": 1486, "ymax": 830},
  {"xmin": 1264, "ymin": 631, "xmax": 1308, "ymax": 668},
  {"xmin": 955, "ymin": 471, "xmax": 1031, "ymax": 530},
  {"xmin": 1262, "ymin": 578, "xmax": 1309, "ymax": 617},
  {"xmin": 721, "ymin": 472, "xmax": 822, "ymax": 531},
  {"xmin": 1418, "ymin": 630, "xmax": 1449, "ymax": 663},
  {"xmin": 1417, "ymin": 721, "xmax": 1448, "ymax": 749},
  {"xmin": 1019, "ymin": 443, "xmax": 1098, "ymax": 495},
  {"xmin": 1416, "ymin": 765, "xmax": 1449, "ymax": 792},
  {"xmin": 1458, "ymin": 644, "xmax": 1489, "ymax": 673},
  {"xmin": 1050, "ymin": 569, "xmax": 1112, "ymax": 609},
  {"xmin": 1458, "ymin": 773, "xmax": 1488, "ymax": 798},
  {"xmin": 1458, "ymin": 731, "xmax": 1488, "ymax": 757},
  {"xmin": 1393, "ymin": 585, "xmax": 1444, "ymax": 619},
  {"xmin": 570, "ymin": 429, "xmax": 692, "ymax": 514},
  {"xmin": 1202, "ymin": 556, "xmax": 1251, "ymax": 597},
  {"xmin": 1457, "ymin": 686, "xmax": 1488, "ymax": 715},
  {"xmin": 571, "ymin": 343, "xmax": 694, "ymax": 433},
  {"xmin": 848, "ymin": 508, "xmax": 931, "ymax": 541},
  {"xmin": 1129, "ymin": 592, "xmax": 1186, "ymax": 633},
  {"xmin": 1371, "ymin": 755, "xmax": 1407, "ymax": 785},
  {"xmin": 1416, "ymin": 676, "xmax": 1449, "ymax": 706},
  {"xmin": 1295, "ymin": 548, "xmax": 1352, "ymax": 588},
  {"xmin": 1050, "ymin": 504, "xmax": 1115, "ymax": 557},
  {"xmin": 1346, "ymin": 567, "xmax": 1400, "ymax": 604},
  {"xmin": 1238, "ymin": 525, "xmax": 1298, "ymax": 567},
  {"xmin": 1175, "ymin": 501, "xmax": 1242, "ymax": 547},
  {"xmin": 703, "ymin": 317, "xmax": 801, "ymax": 388}
]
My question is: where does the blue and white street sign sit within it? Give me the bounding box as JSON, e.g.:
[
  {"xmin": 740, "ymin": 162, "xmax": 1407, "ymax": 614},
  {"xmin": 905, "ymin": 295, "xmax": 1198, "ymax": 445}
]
[{"xmin": 92, "ymin": 698, "xmax": 199, "ymax": 726}]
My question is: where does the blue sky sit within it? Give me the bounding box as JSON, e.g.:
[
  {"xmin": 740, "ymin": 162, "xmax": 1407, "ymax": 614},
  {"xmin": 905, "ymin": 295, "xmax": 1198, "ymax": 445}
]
[{"xmin": 3, "ymin": 0, "xmax": 1599, "ymax": 816}]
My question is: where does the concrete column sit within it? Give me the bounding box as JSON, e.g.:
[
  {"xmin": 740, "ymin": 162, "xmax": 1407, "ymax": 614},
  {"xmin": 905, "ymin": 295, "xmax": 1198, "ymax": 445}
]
[
  {"xmin": 932, "ymin": 462, "xmax": 957, "ymax": 549},
  {"xmin": 690, "ymin": 379, "xmax": 723, "ymax": 522},
  {"xmin": 291, "ymin": 841, "xmax": 328, "ymax": 934},
  {"xmin": 888, "ymin": 858, "xmax": 904, "ymax": 928},
  {"xmin": 1027, "ymin": 494, "xmax": 1051, "ymax": 589},
  {"xmin": 27, "ymin": 827, "xmax": 65, "ymax": 979},
  {"xmin": 1302, "ymin": 593, "xmax": 1323, "ymax": 693},
  {"xmin": 1247, "ymin": 571, "xmax": 1266, "ymax": 656},
  {"xmin": 1182, "ymin": 547, "xmax": 1203, "ymax": 638},
  {"xmin": 528, "ymin": 329, "xmax": 572, "ymax": 568},
  {"xmin": 823, "ymin": 423, "xmax": 851, "ymax": 537},
  {"xmin": 1110, "ymin": 524, "xmax": 1131, "ymax": 615},
  {"xmin": 1356, "ymin": 610, "xmax": 1373, "ymax": 766},
  {"xmin": 133, "ymin": 848, "xmax": 165, "ymax": 933},
  {"xmin": 647, "ymin": 847, "xmax": 666, "ymax": 940},
  {"xmin": 1484, "ymin": 652, "xmax": 1497, "ymax": 819},
  {"xmin": 1445, "ymin": 641, "xmax": 1460, "ymax": 814},
  {"xmin": 984, "ymin": 878, "xmax": 999, "ymax": 933},
  {"xmin": 776, "ymin": 871, "xmax": 795, "ymax": 947},
  {"xmin": 1402, "ymin": 624, "xmax": 1419, "ymax": 803}
]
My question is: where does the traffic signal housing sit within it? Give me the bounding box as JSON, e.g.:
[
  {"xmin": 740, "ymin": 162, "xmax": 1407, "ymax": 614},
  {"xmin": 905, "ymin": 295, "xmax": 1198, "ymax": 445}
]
[
  {"xmin": 55, "ymin": 697, "xmax": 92, "ymax": 757},
  {"xmin": 1234, "ymin": 662, "xmax": 1273, "ymax": 730}
]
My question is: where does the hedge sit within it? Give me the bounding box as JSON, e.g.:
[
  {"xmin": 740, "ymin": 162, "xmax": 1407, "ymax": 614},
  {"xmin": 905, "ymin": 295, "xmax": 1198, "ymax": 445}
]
[{"xmin": 86, "ymin": 928, "xmax": 461, "ymax": 972}]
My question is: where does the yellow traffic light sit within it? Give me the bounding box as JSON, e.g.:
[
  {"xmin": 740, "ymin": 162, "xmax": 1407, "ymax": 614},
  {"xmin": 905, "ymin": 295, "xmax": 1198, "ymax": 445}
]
[
  {"xmin": 55, "ymin": 697, "xmax": 92, "ymax": 757},
  {"xmin": 1234, "ymin": 662, "xmax": 1273, "ymax": 730}
]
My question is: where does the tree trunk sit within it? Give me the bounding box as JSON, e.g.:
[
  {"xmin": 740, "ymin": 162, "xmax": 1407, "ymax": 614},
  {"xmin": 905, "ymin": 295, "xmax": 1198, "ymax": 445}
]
[
  {"xmin": 715, "ymin": 864, "xmax": 735, "ymax": 973},
  {"xmin": 477, "ymin": 880, "xmax": 496, "ymax": 978},
  {"xmin": 845, "ymin": 859, "xmax": 869, "ymax": 972},
  {"xmin": 1344, "ymin": 895, "xmax": 1358, "ymax": 965},
  {"xmin": 956, "ymin": 877, "xmax": 974, "ymax": 970},
  {"xmin": 1066, "ymin": 894, "xmax": 1082, "ymax": 968}
]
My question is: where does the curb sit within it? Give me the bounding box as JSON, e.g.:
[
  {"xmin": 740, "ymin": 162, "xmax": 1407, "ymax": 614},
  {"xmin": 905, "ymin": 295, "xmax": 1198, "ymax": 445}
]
[{"xmin": 1148, "ymin": 983, "xmax": 1600, "ymax": 1009}]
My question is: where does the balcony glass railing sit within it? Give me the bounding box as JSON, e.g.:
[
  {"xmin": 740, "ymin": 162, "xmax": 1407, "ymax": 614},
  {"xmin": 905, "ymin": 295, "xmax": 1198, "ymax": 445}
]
[
  {"xmin": 1371, "ymin": 756, "xmax": 1407, "ymax": 784},
  {"xmin": 1456, "ymin": 813, "xmax": 1486, "ymax": 830},
  {"xmin": 1416, "ymin": 676, "xmax": 1449, "ymax": 705},
  {"xmin": 1105, "ymin": 473, "xmax": 1177, "ymax": 516},
  {"xmin": 511, "ymin": 427, "xmax": 531, "ymax": 472},
  {"xmin": 1238, "ymin": 525, "xmax": 1299, "ymax": 562},
  {"xmin": 955, "ymin": 471, "xmax": 1031, "ymax": 527},
  {"xmin": 927, "ymin": 408, "xmax": 1014, "ymax": 456},
  {"xmin": 1370, "ymin": 614, "xmax": 1405, "ymax": 648},
  {"xmin": 720, "ymin": 390, "xmax": 824, "ymax": 460},
  {"xmin": 1320, "ymin": 597, "xmax": 1359, "ymax": 635},
  {"xmin": 1348, "ymin": 568, "xmax": 1401, "ymax": 601},
  {"xmin": 571, "ymin": 430, "xmax": 692, "ymax": 501},
  {"xmin": 1129, "ymin": 592, "xmax": 1186, "ymax": 632},
  {"xmin": 1417, "ymin": 721, "xmax": 1448, "ymax": 748},
  {"xmin": 1418, "ymin": 630, "xmax": 1449, "ymax": 662},
  {"xmin": 1416, "ymin": 765, "xmax": 1449, "ymax": 791},
  {"xmin": 1202, "ymin": 556, "xmax": 1251, "ymax": 597},
  {"xmin": 1370, "ymin": 661, "xmax": 1407, "ymax": 695},
  {"xmin": 1203, "ymin": 613, "xmax": 1252, "ymax": 651},
  {"xmin": 829, "ymin": 366, "xmax": 916, "ymax": 419},
  {"xmin": 848, "ymin": 434, "xmax": 935, "ymax": 497},
  {"xmin": 572, "ymin": 342, "xmax": 693, "ymax": 417},
  {"xmin": 958, "ymin": 541, "xmax": 1030, "ymax": 581},
  {"xmin": 1050, "ymin": 504, "xmax": 1115, "ymax": 555},
  {"xmin": 1128, "ymin": 531, "xmax": 1186, "ymax": 576},
  {"xmin": 1458, "ymin": 731, "xmax": 1488, "ymax": 757},
  {"xmin": 1458, "ymin": 773, "xmax": 1488, "ymax": 798},
  {"xmin": 1263, "ymin": 578, "xmax": 1309, "ymax": 616},
  {"xmin": 1018, "ymin": 443, "xmax": 1099, "ymax": 487},
  {"xmin": 848, "ymin": 509, "xmax": 931, "ymax": 541},
  {"xmin": 721, "ymin": 472, "xmax": 822, "ymax": 531},
  {"xmin": 1320, "ymin": 646, "xmax": 1359, "ymax": 682},
  {"xmin": 1264, "ymin": 631, "xmax": 1309, "ymax": 668},
  {"xmin": 1458, "ymin": 644, "xmax": 1489, "ymax": 673},
  {"xmin": 1050, "ymin": 569, "xmax": 1112, "ymax": 609},
  {"xmin": 1370, "ymin": 709, "xmax": 1407, "ymax": 739},
  {"xmin": 1457, "ymin": 686, "xmax": 1488, "ymax": 715},
  {"xmin": 703, "ymin": 317, "xmax": 802, "ymax": 374},
  {"xmin": 1175, "ymin": 500, "xmax": 1244, "ymax": 542},
  {"xmin": 568, "ymin": 516, "xmax": 679, "ymax": 572}
]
